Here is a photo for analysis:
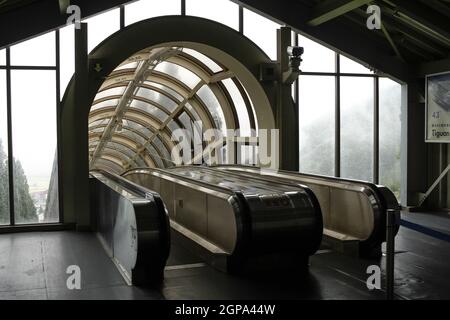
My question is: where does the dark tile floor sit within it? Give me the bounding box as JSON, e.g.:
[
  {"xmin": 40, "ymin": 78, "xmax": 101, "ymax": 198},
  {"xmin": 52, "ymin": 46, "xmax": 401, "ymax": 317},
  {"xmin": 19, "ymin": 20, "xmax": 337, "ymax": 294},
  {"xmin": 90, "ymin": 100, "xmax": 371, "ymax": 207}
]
[{"xmin": 0, "ymin": 212, "xmax": 449, "ymax": 300}]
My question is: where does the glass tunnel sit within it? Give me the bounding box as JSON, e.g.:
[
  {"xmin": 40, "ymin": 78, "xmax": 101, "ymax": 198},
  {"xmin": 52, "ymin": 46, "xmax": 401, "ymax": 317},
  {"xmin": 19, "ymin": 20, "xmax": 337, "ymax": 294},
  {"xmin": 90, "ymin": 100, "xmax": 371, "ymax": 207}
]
[{"xmin": 88, "ymin": 45, "xmax": 259, "ymax": 174}]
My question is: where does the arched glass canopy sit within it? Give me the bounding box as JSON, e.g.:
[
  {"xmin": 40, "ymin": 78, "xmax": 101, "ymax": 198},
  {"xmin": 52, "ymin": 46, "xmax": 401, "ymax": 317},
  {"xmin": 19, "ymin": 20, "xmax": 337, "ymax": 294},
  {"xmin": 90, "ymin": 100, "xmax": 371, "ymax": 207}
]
[{"xmin": 88, "ymin": 45, "xmax": 258, "ymax": 174}]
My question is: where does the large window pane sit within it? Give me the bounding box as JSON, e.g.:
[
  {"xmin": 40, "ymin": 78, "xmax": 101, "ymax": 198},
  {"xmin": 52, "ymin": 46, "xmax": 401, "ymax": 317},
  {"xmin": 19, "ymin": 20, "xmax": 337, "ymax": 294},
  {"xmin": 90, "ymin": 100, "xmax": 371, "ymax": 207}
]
[
  {"xmin": 187, "ymin": 0, "xmax": 239, "ymax": 30},
  {"xmin": 84, "ymin": 9, "xmax": 120, "ymax": 52},
  {"xmin": 299, "ymin": 76, "xmax": 335, "ymax": 176},
  {"xmin": 11, "ymin": 70, "xmax": 59, "ymax": 224},
  {"xmin": 379, "ymin": 78, "xmax": 402, "ymax": 199},
  {"xmin": 0, "ymin": 70, "xmax": 10, "ymax": 225},
  {"xmin": 298, "ymin": 34, "xmax": 335, "ymax": 73},
  {"xmin": 10, "ymin": 32, "xmax": 56, "ymax": 66},
  {"xmin": 0, "ymin": 49, "xmax": 5, "ymax": 65},
  {"xmin": 341, "ymin": 77, "xmax": 374, "ymax": 181},
  {"xmin": 59, "ymin": 25, "xmax": 75, "ymax": 99},
  {"xmin": 244, "ymin": 9, "xmax": 280, "ymax": 60},
  {"xmin": 125, "ymin": 0, "xmax": 180, "ymax": 26},
  {"xmin": 340, "ymin": 55, "xmax": 373, "ymax": 74}
]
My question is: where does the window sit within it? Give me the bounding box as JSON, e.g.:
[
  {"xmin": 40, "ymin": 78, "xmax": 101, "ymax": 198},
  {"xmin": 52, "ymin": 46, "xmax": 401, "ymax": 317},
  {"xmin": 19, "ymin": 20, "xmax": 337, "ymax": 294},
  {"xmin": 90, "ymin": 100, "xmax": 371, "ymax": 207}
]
[
  {"xmin": 340, "ymin": 55, "xmax": 372, "ymax": 74},
  {"xmin": 244, "ymin": 8, "xmax": 280, "ymax": 60},
  {"xmin": 379, "ymin": 78, "xmax": 402, "ymax": 199},
  {"xmin": 187, "ymin": 0, "xmax": 239, "ymax": 30},
  {"xmin": 84, "ymin": 9, "xmax": 120, "ymax": 52},
  {"xmin": 59, "ymin": 25, "xmax": 75, "ymax": 99},
  {"xmin": 0, "ymin": 49, "xmax": 5, "ymax": 65},
  {"xmin": 340, "ymin": 77, "xmax": 374, "ymax": 181},
  {"xmin": 11, "ymin": 70, "xmax": 59, "ymax": 224},
  {"xmin": 10, "ymin": 31, "xmax": 55, "ymax": 67},
  {"xmin": 299, "ymin": 76, "xmax": 335, "ymax": 176},
  {"xmin": 125, "ymin": 0, "xmax": 180, "ymax": 26},
  {"xmin": 0, "ymin": 70, "xmax": 10, "ymax": 225},
  {"xmin": 298, "ymin": 34, "xmax": 335, "ymax": 73}
]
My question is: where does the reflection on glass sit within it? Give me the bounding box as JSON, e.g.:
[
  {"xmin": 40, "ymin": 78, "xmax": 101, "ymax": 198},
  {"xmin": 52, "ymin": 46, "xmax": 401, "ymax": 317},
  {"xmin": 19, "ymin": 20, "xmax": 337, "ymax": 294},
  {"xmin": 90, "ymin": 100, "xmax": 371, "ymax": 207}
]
[
  {"xmin": 298, "ymin": 34, "xmax": 335, "ymax": 72},
  {"xmin": 340, "ymin": 55, "xmax": 373, "ymax": 74},
  {"xmin": 11, "ymin": 70, "xmax": 59, "ymax": 224},
  {"xmin": 84, "ymin": 9, "xmax": 120, "ymax": 52},
  {"xmin": 0, "ymin": 49, "xmax": 6, "ymax": 65},
  {"xmin": 197, "ymin": 85, "xmax": 227, "ymax": 134},
  {"xmin": 0, "ymin": 71, "xmax": 10, "ymax": 225},
  {"xmin": 125, "ymin": 0, "xmax": 180, "ymax": 26},
  {"xmin": 187, "ymin": 0, "xmax": 239, "ymax": 30},
  {"xmin": 60, "ymin": 25, "xmax": 75, "ymax": 99},
  {"xmin": 10, "ymin": 31, "xmax": 55, "ymax": 66},
  {"xmin": 340, "ymin": 77, "xmax": 374, "ymax": 181},
  {"xmin": 299, "ymin": 76, "xmax": 335, "ymax": 176},
  {"xmin": 183, "ymin": 48, "xmax": 222, "ymax": 73},
  {"xmin": 244, "ymin": 9, "xmax": 280, "ymax": 60},
  {"xmin": 379, "ymin": 78, "xmax": 402, "ymax": 199},
  {"xmin": 155, "ymin": 61, "xmax": 201, "ymax": 89},
  {"xmin": 222, "ymin": 78, "xmax": 251, "ymax": 136}
]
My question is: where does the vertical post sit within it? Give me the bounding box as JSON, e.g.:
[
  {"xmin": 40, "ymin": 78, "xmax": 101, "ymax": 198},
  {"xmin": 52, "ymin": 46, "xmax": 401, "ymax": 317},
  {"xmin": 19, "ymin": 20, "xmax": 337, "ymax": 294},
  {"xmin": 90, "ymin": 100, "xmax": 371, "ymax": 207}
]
[
  {"xmin": 6, "ymin": 47, "xmax": 15, "ymax": 226},
  {"xmin": 55, "ymin": 29, "xmax": 64, "ymax": 223},
  {"xmin": 181, "ymin": 0, "xmax": 186, "ymax": 16},
  {"xmin": 294, "ymin": 33, "xmax": 300, "ymax": 171},
  {"xmin": 276, "ymin": 27, "xmax": 299, "ymax": 171},
  {"xmin": 120, "ymin": 5, "xmax": 125, "ymax": 29},
  {"xmin": 335, "ymin": 53, "xmax": 341, "ymax": 177},
  {"xmin": 386, "ymin": 208, "xmax": 396, "ymax": 300},
  {"xmin": 239, "ymin": 6, "xmax": 243, "ymax": 34},
  {"xmin": 374, "ymin": 76, "xmax": 379, "ymax": 184}
]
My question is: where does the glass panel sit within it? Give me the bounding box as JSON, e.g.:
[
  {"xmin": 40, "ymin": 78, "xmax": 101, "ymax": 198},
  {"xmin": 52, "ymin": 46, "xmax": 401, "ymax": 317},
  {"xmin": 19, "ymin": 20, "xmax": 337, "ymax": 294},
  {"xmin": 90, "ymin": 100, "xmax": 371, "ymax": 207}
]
[
  {"xmin": 183, "ymin": 48, "xmax": 222, "ymax": 73},
  {"xmin": 144, "ymin": 81, "xmax": 184, "ymax": 101},
  {"xmin": 91, "ymin": 99, "xmax": 119, "ymax": 111},
  {"xmin": 130, "ymin": 100, "xmax": 169, "ymax": 121},
  {"xmin": 95, "ymin": 86, "xmax": 126, "ymax": 100},
  {"xmin": 60, "ymin": 25, "xmax": 75, "ymax": 99},
  {"xmin": 0, "ymin": 71, "xmax": 10, "ymax": 225},
  {"xmin": 379, "ymin": 78, "xmax": 402, "ymax": 200},
  {"xmin": 155, "ymin": 61, "xmax": 201, "ymax": 89},
  {"xmin": 197, "ymin": 85, "xmax": 227, "ymax": 134},
  {"xmin": 222, "ymin": 79, "xmax": 251, "ymax": 136},
  {"xmin": 120, "ymin": 128, "xmax": 146, "ymax": 146},
  {"xmin": 84, "ymin": 9, "xmax": 120, "ymax": 52},
  {"xmin": 125, "ymin": 0, "xmax": 180, "ymax": 26},
  {"xmin": 187, "ymin": 0, "xmax": 239, "ymax": 30},
  {"xmin": 340, "ymin": 55, "xmax": 373, "ymax": 74},
  {"xmin": 298, "ymin": 34, "xmax": 335, "ymax": 73},
  {"xmin": 11, "ymin": 70, "xmax": 59, "ymax": 224},
  {"xmin": 299, "ymin": 75, "xmax": 335, "ymax": 176},
  {"xmin": 341, "ymin": 77, "xmax": 374, "ymax": 181},
  {"xmin": 146, "ymin": 144, "xmax": 164, "ymax": 168},
  {"xmin": 244, "ymin": 9, "xmax": 280, "ymax": 60},
  {"xmin": 10, "ymin": 31, "xmax": 56, "ymax": 66},
  {"xmin": 136, "ymin": 87, "xmax": 177, "ymax": 112},
  {"xmin": 0, "ymin": 49, "xmax": 6, "ymax": 65}
]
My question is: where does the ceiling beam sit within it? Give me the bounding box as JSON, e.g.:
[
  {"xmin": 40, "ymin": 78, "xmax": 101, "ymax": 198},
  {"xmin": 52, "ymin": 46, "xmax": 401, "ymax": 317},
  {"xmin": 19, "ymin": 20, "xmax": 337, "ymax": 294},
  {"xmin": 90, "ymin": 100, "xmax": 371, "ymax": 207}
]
[{"xmin": 308, "ymin": 0, "xmax": 373, "ymax": 26}]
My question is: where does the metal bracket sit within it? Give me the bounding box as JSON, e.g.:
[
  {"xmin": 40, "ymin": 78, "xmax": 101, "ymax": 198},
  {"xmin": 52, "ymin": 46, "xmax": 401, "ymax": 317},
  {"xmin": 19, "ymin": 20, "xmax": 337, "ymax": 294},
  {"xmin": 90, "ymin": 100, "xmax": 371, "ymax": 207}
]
[{"xmin": 418, "ymin": 163, "xmax": 450, "ymax": 207}]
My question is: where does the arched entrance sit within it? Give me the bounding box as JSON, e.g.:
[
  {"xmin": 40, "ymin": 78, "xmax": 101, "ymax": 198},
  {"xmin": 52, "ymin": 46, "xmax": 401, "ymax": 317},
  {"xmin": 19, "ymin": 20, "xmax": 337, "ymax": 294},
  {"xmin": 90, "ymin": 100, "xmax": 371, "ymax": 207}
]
[{"xmin": 60, "ymin": 16, "xmax": 278, "ymax": 228}]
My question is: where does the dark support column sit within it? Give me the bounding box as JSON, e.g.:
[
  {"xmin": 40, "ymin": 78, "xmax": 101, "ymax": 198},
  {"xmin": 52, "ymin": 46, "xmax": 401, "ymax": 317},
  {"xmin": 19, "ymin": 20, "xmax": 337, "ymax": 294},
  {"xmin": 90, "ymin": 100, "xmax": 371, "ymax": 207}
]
[
  {"xmin": 181, "ymin": 0, "xmax": 186, "ymax": 15},
  {"xmin": 335, "ymin": 53, "xmax": 341, "ymax": 177},
  {"xmin": 5, "ymin": 48, "xmax": 15, "ymax": 226},
  {"xmin": 276, "ymin": 27, "xmax": 299, "ymax": 171},
  {"xmin": 120, "ymin": 5, "xmax": 125, "ymax": 29},
  {"xmin": 239, "ymin": 6, "xmax": 243, "ymax": 34},
  {"xmin": 294, "ymin": 33, "xmax": 300, "ymax": 171},
  {"xmin": 55, "ymin": 30, "xmax": 64, "ymax": 223},
  {"xmin": 374, "ymin": 76, "xmax": 380, "ymax": 184},
  {"xmin": 62, "ymin": 23, "xmax": 90, "ymax": 229}
]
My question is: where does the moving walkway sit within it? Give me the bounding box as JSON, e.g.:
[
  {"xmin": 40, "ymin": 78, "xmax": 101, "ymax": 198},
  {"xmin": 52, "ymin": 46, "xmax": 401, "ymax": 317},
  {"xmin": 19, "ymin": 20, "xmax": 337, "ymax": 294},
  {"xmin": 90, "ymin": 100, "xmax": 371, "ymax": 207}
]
[
  {"xmin": 89, "ymin": 170, "xmax": 170, "ymax": 285},
  {"xmin": 122, "ymin": 166, "xmax": 323, "ymax": 273},
  {"xmin": 212, "ymin": 165, "xmax": 400, "ymax": 258}
]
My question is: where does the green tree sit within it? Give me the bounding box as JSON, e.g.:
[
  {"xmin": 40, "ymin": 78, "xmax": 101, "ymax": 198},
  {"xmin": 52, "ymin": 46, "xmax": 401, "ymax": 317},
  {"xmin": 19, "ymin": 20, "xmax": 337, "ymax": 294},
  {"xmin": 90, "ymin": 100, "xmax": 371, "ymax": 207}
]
[
  {"xmin": 13, "ymin": 159, "xmax": 37, "ymax": 223},
  {"xmin": 0, "ymin": 139, "xmax": 9, "ymax": 224}
]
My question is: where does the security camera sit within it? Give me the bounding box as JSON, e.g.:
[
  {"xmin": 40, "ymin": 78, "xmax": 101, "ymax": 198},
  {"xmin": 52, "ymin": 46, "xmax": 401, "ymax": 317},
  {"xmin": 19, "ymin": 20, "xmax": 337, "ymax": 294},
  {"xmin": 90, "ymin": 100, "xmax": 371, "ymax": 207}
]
[{"xmin": 287, "ymin": 46, "xmax": 304, "ymax": 57}]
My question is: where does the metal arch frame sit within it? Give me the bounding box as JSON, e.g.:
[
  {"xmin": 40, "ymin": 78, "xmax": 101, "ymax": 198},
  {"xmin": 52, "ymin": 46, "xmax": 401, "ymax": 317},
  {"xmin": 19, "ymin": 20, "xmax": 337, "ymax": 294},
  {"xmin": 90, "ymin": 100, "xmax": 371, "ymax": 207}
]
[
  {"xmin": 89, "ymin": 133, "xmax": 149, "ymax": 166},
  {"xmin": 89, "ymin": 110, "xmax": 178, "ymax": 165},
  {"xmin": 89, "ymin": 123, "xmax": 168, "ymax": 167}
]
